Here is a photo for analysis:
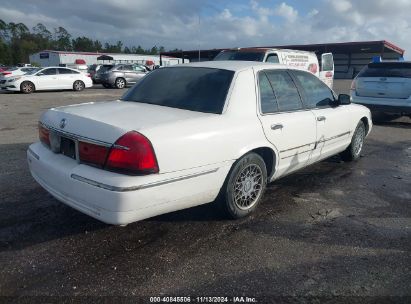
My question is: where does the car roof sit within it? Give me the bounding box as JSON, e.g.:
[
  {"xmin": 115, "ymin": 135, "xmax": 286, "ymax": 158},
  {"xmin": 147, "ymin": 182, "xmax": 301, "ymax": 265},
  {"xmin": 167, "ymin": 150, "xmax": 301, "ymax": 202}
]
[{"xmin": 173, "ymin": 61, "xmax": 293, "ymax": 72}]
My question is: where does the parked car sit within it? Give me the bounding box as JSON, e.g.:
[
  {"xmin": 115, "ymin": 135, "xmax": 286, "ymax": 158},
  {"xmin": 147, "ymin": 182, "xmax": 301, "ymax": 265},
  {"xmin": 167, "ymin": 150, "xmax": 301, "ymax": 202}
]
[
  {"xmin": 27, "ymin": 61, "xmax": 372, "ymax": 225},
  {"xmin": 5, "ymin": 67, "xmax": 92, "ymax": 93},
  {"xmin": 0, "ymin": 67, "xmax": 39, "ymax": 89},
  {"xmin": 214, "ymin": 48, "xmax": 335, "ymax": 88},
  {"xmin": 351, "ymin": 62, "xmax": 411, "ymax": 120},
  {"xmin": 88, "ymin": 64, "xmax": 114, "ymax": 84},
  {"xmin": 100, "ymin": 64, "xmax": 149, "ymax": 89}
]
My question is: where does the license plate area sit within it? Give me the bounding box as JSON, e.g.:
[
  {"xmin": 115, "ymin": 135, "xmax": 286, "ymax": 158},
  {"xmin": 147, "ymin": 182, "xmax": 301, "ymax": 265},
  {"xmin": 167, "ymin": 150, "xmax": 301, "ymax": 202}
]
[{"xmin": 60, "ymin": 137, "xmax": 76, "ymax": 160}]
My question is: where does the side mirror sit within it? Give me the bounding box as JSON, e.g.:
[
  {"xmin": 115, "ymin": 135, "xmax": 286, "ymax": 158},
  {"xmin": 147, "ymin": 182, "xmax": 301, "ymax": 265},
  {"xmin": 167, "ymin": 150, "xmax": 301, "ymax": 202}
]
[
  {"xmin": 338, "ymin": 94, "xmax": 351, "ymax": 105},
  {"xmin": 37, "ymin": 72, "xmax": 44, "ymax": 76}
]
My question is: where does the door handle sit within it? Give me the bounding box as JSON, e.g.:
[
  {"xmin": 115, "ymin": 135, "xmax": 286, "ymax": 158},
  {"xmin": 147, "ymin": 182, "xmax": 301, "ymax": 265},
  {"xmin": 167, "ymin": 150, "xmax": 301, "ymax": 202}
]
[
  {"xmin": 271, "ymin": 123, "xmax": 283, "ymax": 130},
  {"xmin": 317, "ymin": 116, "xmax": 326, "ymax": 121}
]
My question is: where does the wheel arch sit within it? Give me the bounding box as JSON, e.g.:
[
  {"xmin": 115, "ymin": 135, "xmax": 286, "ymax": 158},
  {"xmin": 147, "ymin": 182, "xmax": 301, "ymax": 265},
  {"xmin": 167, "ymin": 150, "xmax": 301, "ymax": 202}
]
[
  {"xmin": 360, "ymin": 116, "xmax": 370, "ymax": 134},
  {"xmin": 20, "ymin": 80, "xmax": 36, "ymax": 91},
  {"xmin": 236, "ymin": 145, "xmax": 278, "ymax": 180}
]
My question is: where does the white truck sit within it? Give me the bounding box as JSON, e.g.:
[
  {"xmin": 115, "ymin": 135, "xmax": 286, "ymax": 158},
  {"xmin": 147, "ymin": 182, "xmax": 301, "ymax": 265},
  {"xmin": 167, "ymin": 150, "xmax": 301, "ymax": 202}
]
[{"xmin": 214, "ymin": 48, "xmax": 334, "ymax": 88}]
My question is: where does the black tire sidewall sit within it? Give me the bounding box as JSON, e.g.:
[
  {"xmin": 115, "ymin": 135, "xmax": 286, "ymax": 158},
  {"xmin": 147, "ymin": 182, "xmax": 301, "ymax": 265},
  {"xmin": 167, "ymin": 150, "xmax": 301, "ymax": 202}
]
[
  {"xmin": 223, "ymin": 153, "xmax": 267, "ymax": 219},
  {"xmin": 115, "ymin": 78, "xmax": 126, "ymax": 89},
  {"xmin": 73, "ymin": 80, "xmax": 85, "ymax": 91},
  {"xmin": 350, "ymin": 121, "xmax": 365, "ymax": 160},
  {"xmin": 21, "ymin": 81, "xmax": 34, "ymax": 94}
]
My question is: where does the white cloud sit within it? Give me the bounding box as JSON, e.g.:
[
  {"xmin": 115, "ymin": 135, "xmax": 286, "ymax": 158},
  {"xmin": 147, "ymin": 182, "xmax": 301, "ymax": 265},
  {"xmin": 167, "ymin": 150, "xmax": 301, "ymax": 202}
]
[{"xmin": 275, "ymin": 2, "xmax": 298, "ymax": 23}]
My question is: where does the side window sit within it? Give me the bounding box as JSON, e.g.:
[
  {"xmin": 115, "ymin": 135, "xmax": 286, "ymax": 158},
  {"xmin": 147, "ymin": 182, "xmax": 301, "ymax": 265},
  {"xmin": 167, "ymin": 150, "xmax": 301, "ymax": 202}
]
[
  {"xmin": 123, "ymin": 65, "xmax": 133, "ymax": 71},
  {"xmin": 58, "ymin": 68, "xmax": 75, "ymax": 74},
  {"xmin": 41, "ymin": 68, "xmax": 57, "ymax": 75},
  {"xmin": 292, "ymin": 70, "xmax": 334, "ymax": 108},
  {"xmin": 266, "ymin": 54, "xmax": 279, "ymax": 63},
  {"xmin": 133, "ymin": 65, "xmax": 145, "ymax": 72},
  {"xmin": 258, "ymin": 72, "xmax": 278, "ymax": 113},
  {"xmin": 265, "ymin": 70, "xmax": 303, "ymax": 112}
]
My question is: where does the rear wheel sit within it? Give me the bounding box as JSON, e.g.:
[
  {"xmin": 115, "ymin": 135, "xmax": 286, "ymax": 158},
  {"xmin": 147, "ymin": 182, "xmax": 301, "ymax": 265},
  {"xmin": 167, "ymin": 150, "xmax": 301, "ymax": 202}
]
[
  {"xmin": 73, "ymin": 80, "xmax": 85, "ymax": 91},
  {"xmin": 340, "ymin": 121, "xmax": 366, "ymax": 161},
  {"xmin": 20, "ymin": 81, "xmax": 35, "ymax": 94},
  {"xmin": 115, "ymin": 77, "xmax": 126, "ymax": 89},
  {"xmin": 219, "ymin": 153, "xmax": 267, "ymax": 219}
]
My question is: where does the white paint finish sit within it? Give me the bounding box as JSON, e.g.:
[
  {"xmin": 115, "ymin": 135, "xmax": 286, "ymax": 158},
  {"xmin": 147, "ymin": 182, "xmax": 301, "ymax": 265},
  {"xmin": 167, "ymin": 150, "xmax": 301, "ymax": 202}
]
[
  {"xmin": 5, "ymin": 67, "xmax": 93, "ymax": 92},
  {"xmin": 28, "ymin": 61, "xmax": 371, "ymax": 225}
]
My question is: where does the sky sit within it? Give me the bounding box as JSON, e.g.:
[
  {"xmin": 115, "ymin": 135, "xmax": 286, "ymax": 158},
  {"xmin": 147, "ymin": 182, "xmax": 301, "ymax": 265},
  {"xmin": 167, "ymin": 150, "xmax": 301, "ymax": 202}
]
[{"xmin": 0, "ymin": 0, "xmax": 410, "ymax": 55}]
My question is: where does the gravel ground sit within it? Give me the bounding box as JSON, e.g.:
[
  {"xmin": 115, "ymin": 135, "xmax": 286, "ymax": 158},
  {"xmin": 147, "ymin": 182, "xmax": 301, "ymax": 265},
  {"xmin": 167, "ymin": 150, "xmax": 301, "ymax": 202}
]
[{"xmin": 0, "ymin": 84, "xmax": 410, "ymax": 302}]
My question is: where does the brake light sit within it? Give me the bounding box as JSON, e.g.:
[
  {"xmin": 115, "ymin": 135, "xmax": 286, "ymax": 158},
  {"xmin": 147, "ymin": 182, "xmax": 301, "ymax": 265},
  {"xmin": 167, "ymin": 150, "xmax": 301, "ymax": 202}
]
[
  {"xmin": 38, "ymin": 123, "xmax": 50, "ymax": 147},
  {"xmin": 79, "ymin": 141, "xmax": 109, "ymax": 167},
  {"xmin": 86, "ymin": 73, "xmax": 91, "ymax": 77},
  {"xmin": 2, "ymin": 72, "xmax": 11, "ymax": 76},
  {"xmin": 350, "ymin": 80, "xmax": 356, "ymax": 90},
  {"xmin": 105, "ymin": 131, "xmax": 159, "ymax": 175}
]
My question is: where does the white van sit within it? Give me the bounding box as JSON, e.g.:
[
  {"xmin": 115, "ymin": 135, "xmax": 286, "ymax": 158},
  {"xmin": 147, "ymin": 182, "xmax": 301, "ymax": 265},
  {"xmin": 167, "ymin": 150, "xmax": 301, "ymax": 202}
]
[{"xmin": 214, "ymin": 48, "xmax": 334, "ymax": 88}]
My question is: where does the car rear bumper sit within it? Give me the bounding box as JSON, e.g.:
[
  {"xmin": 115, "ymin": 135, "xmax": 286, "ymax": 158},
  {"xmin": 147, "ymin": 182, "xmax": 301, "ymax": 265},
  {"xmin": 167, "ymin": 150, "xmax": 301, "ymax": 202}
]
[
  {"xmin": 351, "ymin": 91, "xmax": 411, "ymax": 114},
  {"xmin": 27, "ymin": 142, "xmax": 231, "ymax": 225}
]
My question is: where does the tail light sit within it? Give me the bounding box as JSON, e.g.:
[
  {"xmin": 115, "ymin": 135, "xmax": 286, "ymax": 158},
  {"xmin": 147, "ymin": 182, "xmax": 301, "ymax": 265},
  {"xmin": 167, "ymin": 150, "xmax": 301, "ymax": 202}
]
[
  {"xmin": 86, "ymin": 73, "xmax": 91, "ymax": 77},
  {"xmin": 106, "ymin": 131, "xmax": 159, "ymax": 175},
  {"xmin": 79, "ymin": 141, "xmax": 109, "ymax": 168},
  {"xmin": 350, "ymin": 80, "xmax": 356, "ymax": 90},
  {"xmin": 2, "ymin": 72, "xmax": 11, "ymax": 76},
  {"xmin": 38, "ymin": 123, "xmax": 50, "ymax": 147}
]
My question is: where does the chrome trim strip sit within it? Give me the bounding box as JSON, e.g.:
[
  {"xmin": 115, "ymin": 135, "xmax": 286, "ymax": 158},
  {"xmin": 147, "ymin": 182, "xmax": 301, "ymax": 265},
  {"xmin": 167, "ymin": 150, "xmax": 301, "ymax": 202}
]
[
  {"xmin": 281, "ymin": 148, "xmax": 314, "ymax": 159},
  {"xmin": 70, "ymin": 168, "xmax": 219, "ymax": 192},
  {"xmin": 280, "ymin": 142, "xmax": 315, "ymax": 153},
  {"xmin": 40, "ymin": 122, "xmax": 114, "ymax": 148},
  {"xmin": 28, "ymin": 148, "xmax": 40, "ymax": 160},
  {"xmin": 279, "ymin": 131, "xmax": 351, "ymax": 154}
]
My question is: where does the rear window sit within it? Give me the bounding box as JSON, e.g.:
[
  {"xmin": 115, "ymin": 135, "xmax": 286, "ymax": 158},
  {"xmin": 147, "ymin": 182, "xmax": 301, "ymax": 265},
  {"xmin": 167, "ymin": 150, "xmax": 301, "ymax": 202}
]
[
  {"xmin": 358, "ymin": 63, "xmax": 411, "ymax": 78},
  {"xmin": 214, "ymin": 51, "xmax": 265, "ymax": 62},
  {"xmin": 122, "ymin": 67, "xmax": 234, "ymax": 114}
]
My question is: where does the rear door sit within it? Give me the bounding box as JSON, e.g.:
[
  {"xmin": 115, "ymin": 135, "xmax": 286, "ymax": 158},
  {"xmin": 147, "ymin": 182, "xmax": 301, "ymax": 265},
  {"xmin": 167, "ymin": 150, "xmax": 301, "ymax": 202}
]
[
  {"xmin": 57, "ymin": 68, "xmax": 77, "ymax": 89},
  {"xmin": 291, "ymin": 70, "xmax": 351, "ymax": 161},
  {"xmin": 319, "ymin": 53, "xmax": 334, "ymax": 89},
  {"xmin": 256, "ymin": 69, "xmax": 317, "ymax": 178}
]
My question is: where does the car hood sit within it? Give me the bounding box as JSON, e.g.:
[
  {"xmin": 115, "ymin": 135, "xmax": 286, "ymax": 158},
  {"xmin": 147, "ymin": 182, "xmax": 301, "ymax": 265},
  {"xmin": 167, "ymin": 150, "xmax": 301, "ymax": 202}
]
[{"xmin": 40, "ymin": 100, "xmax": 214, "ymax": 143}]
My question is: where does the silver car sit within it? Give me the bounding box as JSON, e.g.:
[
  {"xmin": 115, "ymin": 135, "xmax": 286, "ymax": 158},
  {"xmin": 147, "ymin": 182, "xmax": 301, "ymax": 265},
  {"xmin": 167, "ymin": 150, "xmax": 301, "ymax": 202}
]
[{"xmin": 100, "ymin": 64, "xmax": 149, "ymax": 89}]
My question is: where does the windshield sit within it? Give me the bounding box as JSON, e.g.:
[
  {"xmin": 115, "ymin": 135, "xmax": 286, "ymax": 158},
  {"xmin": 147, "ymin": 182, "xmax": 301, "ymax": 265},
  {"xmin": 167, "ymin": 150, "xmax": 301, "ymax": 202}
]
[
  {"xmin": 122, "ymin": 67, "xmax": 234, "ymax": 114},
  {"xmin": 214, "ymin": 51, "xmax": 265, "ymax": 62},
  {"xmin": 358, "ymin": 63, "xmax": 411, "ymax": 78}
]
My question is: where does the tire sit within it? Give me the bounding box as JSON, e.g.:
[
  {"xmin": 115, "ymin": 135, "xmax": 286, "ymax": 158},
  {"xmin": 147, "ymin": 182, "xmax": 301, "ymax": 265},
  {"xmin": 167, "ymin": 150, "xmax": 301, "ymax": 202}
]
[
  {"xmin": 20, "ymin": 81, "xmax": 35, "ymax": 94},
  {"xmin": 115, "ymin": 77, "xmax": 126, "ymax": 89},
  {"xmin": 73, "ymin": 80, "xmax": 85, "ymax": 91},
  {"xmin": 218, "ymin": 152, "xmax": 267, "ymax": 219},
  {"xmin": 340, "ymin": 121, "xmax": 366, "ymax": 162},
  {"xmin": 102, "ymin": 83, "xmax": 111, "ymax": 88}
]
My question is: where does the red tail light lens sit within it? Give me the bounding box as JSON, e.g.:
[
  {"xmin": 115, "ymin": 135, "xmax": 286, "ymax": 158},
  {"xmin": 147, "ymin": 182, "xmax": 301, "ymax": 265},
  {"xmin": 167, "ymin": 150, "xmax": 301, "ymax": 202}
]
[
  {"xmin": 2, "ymin": 72, "xmax": 11, "ymax": 76},
  {"xmin": 105, "ymin": 131, "xmax": 159, "ymax": 175},
  {"xmin": 79, "ymin": 141, "xmax": 109, "ymax": 167},
  {"xmin": 38, "ymin": 123, "xmax": 50, "ymax": 147},
  {"xmin": 350, "ymin": 80, "xmax": 356, "ymax": 90}
]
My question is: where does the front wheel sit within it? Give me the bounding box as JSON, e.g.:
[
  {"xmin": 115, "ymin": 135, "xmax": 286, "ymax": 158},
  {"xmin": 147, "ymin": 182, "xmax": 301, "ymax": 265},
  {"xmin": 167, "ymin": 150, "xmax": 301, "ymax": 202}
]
[
  {"xmin": 219, "ymin": 153, "xmax": 267, "ymax": 219},
  {"xmin": 73, "ymin": 80, "xmax": 85, "ymax": 91},
  {"xmin": 340, "ymin": 121, "xmax": 366, "ymax": 161},
  {"xmin": 20, "ymin": 81, "xmax": 35, "ymax": 94}
]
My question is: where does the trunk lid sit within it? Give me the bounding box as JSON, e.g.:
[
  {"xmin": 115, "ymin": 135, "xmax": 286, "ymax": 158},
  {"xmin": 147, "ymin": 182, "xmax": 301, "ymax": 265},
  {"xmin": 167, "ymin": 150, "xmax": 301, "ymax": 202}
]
[
  {"xmin": 41, "ymin": 100, "xmax": 213, "ymax": 144},
  {"xmin": 356, "ymin": 77, "xmax": 411, "ymax": 99}
]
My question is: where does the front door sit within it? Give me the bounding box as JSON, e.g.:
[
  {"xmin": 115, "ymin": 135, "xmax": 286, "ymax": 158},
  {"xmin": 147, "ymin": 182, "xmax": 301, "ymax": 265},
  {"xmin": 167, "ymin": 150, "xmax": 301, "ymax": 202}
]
[
  {"xmin": 290, "ymin": 70, "xmax": 351, "ymax": 162},
  {"xmin": 256, "ymin": 69, "xmax": 317, "ymax": 178},
  {"xmin": 35, "ymin": 68, "xmax": 59, "ymax": 90}
]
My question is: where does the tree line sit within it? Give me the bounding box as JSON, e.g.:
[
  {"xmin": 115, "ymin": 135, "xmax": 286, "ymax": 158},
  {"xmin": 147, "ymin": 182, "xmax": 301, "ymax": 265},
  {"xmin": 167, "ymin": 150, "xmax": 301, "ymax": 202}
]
[{"xmin": 0, "ymin": 20, "xmax": 182, "ymax": 65}]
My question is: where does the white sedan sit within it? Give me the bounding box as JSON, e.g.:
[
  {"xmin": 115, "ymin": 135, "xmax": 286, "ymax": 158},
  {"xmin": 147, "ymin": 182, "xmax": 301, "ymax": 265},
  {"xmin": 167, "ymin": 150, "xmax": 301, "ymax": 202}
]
[
  {"xmin": 27, "ymin": 61, "xmax": 372, "ymax": 225},
  {"xmin": 5, "ymin": 67, "xmax": 92, "ymax": 93}
]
